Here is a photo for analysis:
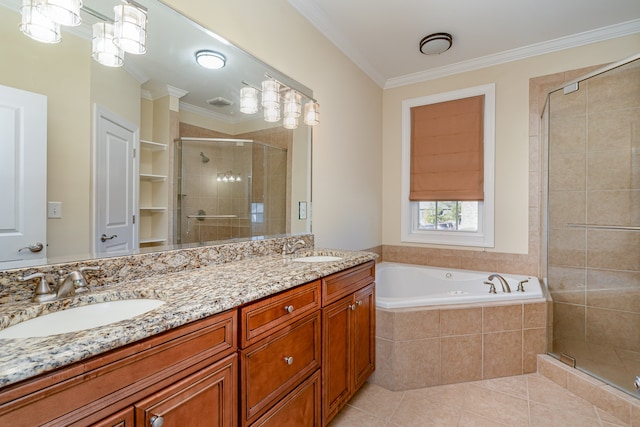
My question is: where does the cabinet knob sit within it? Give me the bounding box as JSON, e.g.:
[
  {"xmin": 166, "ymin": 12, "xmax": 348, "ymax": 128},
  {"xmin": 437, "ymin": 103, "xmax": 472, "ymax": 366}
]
[
  {"xmin": 284, "ymin": 305, "xmax": 294, "ymax": 313},
  {"xmin": 349, "ymin": 304, "xmax": 356, "ymax": 311},
  {"xmin": 284, "ymin": 356, "xmax": 294, "ymax": 365},
  {"xmin": 356, "ymin": 300, "xmax": 363, "ymax": 306},
  {"xmin": 150, "ymin": 415, "xmax": 164, "ymax": 427}
]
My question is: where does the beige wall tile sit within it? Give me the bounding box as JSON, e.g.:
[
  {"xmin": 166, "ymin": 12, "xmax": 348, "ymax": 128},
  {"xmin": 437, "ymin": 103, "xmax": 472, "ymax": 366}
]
[
  {"xmin": 483, "ymin": 304, "xmax": 522, "ymax": 333},
  {"xmin": 483, "ymin": 331, "xmax": 523, "ymax": 379},
  {"xmin": 547, "ymin": 266, "xmax": 586, "ymax": 305},
  {"xmin": 588, "ymin": 64, "xmax": 640, "ymax": 113},
  {"xmin": 587, "ymin": 230, "xmax": 640, "ymax": 271},
  {"xmin": 586, "ymin": 307, "xmax": 640, "ymax": 352},
  {"xmin": 587, "ymin": 190, "xmax": 640, "ymax": 229},
  {"xmin": 441, "ymin": 307, "xmax": 482, "ymax": 336},
  {"xmin": 549, "ymin": 113, "xmax": 587, "ymax": 154},
  {"xmin": 588, "ymin": 149, "xmax": 635, "ymax": 191},
  {"xmin": 392, "ymin": 338, "xmax": 441, "ymax": 390},
  {"xmin": 375, "ymin": 309, "xmax": 394, "ymax": 340},
  {"xmin": 548, "ymin": 190, "xmax": 586, "ymax": 229},
  {"xmin": 553, "ymin": 302, "xmax": 586, "ymax": 342},
  {"xmin": 549, "ymin": 152, "xmax": 586, "ymax": 191},
  {"xmin": 369, "ymin": 338, "xmax": 394, "ymax": 390},
  {"xmin": 524, "ymin": 303, "xmax": 547, "ymax": 329},
  {"xmin": 548, "ymin": 229, "xmax": 586, "ymax": 268},
  {"xmin": 441, "ymin": 334, "xmax": 482, "ymax": 385},
  {"xmin": 394, "ymin": 309, "xmax": 440, "ymax": 340},
  {"xmin": 588, "ymin": 108, "xmax": 640, "ymax": 153},
  {"xmin": 524, "ymin": 328, "xmax": 547, "ymax": 374}
]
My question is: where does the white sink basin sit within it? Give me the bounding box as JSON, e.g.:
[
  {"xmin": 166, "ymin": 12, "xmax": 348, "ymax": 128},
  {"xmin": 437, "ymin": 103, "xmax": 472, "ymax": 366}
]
[
  {"xmin": 293, "ymin": 256, "xmax": 343, "ymax": 263},
  {"xmin": 0, "ymin": 299, "xmax": 165, "ymax": 339}
]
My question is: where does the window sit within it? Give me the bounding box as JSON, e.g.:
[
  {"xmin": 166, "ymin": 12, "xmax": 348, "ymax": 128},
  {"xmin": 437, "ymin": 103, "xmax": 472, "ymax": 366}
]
[
  {"xmin": 251, "ymin": 202, "xmax": 264, "ymax": 223},
  {"xmin": 401, "ymin": 84, "xmax": 495, "ymax": 247}
]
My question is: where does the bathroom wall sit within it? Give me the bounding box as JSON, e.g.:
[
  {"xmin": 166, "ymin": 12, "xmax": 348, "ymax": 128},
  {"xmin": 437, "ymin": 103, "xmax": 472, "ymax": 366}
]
[
  {"xmin": 163, "ymin": 0, "xmax": 384, "ymax": 251},
  {"xmin": 381, "ymin": 34, "xmax": 640, "ymax": 276}
]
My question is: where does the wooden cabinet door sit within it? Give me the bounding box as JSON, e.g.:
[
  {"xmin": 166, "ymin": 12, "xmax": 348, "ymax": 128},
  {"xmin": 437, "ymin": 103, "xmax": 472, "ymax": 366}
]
[
  {"xmin": 321, "ymin": 295, "xmax": 353, "ymax": 425},
  {"xmin": 353, "ymin": 283, "xmax": 375, "ymax": 391},
  {"xmin": 134, "ymin": 353, "xmax": 237, "ymax": 427},
  {"xmin": 92, "ymin": 407, "xmax": 135, "ymax": 427}
]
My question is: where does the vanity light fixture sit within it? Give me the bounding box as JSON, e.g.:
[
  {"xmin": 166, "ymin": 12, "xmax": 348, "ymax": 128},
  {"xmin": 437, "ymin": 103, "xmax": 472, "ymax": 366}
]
[
  {"xmin": 303, "ymin": 101, "xmax": 320, "ymax": 126},
  {"xmin": 195, "ymin": 50, "xmax": 226, "ymax": 69},
  {"xmin": 113, "ymin": 1, "xmax": 147, "ymax": 55},
  {"xmin": 419, "ymin": 32, "xmax": 453, "ymax": 55},
  {"xmin": 216, "ymin": 171, "xmax": 241, "ymax": 183},
  {"xmin": 92, "ymin": 22, "xmax": 124, "ymax": 67},
  {"xmin": 239, "ymin": 87, "xmax": 259, "ymax": 114},
  {"xmin": 19, "ymin": 0, "xmax": 61, "ymax": 44},
  {"xmin": 35, "ymin": 0, "xmax": 82, "ymax": 27},
  {"xmin": 240, "ymin": 77, "xmax": 320, "ymax": 128}
]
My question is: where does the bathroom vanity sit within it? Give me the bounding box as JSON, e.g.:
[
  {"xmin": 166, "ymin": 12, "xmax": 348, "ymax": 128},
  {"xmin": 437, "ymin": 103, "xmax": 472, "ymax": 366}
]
[{"xmin": 0, "ymin": 247, "xmax": 376, "ymax": 426}]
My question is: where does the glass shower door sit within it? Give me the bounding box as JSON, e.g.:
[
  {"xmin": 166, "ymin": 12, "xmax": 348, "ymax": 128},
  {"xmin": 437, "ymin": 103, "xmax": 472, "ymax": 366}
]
[{"xmin": 546, "ymin": 57, "xmax": 640, "ymax": 397}]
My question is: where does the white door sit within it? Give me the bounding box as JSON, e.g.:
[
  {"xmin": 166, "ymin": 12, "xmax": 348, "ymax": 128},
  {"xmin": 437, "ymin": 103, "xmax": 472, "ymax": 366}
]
[
  {"xmin": 94, "ymin": 106, "xmax": 138, "ymax": 255},
  {"xmin": 0, "ymin": 85, "xmax": 47, "ymax": 268}
]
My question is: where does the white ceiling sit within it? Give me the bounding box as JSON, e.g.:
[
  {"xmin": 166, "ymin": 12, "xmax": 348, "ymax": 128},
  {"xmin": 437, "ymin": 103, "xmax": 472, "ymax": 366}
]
[{"xmin": 288, "ymin": 0, "xmax": 640, "ymax": 88}]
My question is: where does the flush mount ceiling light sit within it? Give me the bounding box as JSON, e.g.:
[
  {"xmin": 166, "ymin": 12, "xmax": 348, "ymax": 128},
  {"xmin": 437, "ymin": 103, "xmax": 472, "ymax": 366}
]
[
  {"xmin": 195, "ymin": 50, "xmax": 226, "ymax": 69},
  {"xmin": 419, "ymin": 32, "xmax": 453, "ymax": 55}
]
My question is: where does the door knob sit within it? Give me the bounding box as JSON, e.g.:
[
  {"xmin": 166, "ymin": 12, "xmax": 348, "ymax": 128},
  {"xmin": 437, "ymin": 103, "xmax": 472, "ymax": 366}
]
[
  {"xmin": 100, "ymin": 234, "xmax": 117, "ymax": 242},
  {"xmin": 18, "ymin": 242, "xmax": 43, "ymax": 253}
]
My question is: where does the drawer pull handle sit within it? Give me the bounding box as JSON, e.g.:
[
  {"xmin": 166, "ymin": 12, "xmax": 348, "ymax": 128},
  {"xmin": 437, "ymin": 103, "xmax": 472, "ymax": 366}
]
[
  {"xmin": 150, "ymin": 415, "xmax": 164, "ymax": 427},
  {"xmin": 284, "ymin": 356, "xmax": 294, "ymax": 365},
  {"xmin": 284, "ymin": 305, "xmax": 294, "ymax": 313}
]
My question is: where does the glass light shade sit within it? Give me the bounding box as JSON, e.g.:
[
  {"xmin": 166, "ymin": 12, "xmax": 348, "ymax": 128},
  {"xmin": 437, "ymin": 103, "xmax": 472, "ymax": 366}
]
[
  {"xmin": 35, "ymin": 0, "xmax": 81, "ymax": 27},
  {"xmin": 283, "ymin": 114, "xmax": 298, "ymax": 130},
  {"xmin": 239, "ymin": 87, "xmax": 259, "ymax": 114},
  {"xmin": 283, "ymin": 90, "xmax": 301, "ymax": 118},
  {"xmin": 195, "ymin": 50, "xmax": 226, "ymax": 69},
  {"xmin": 113, "ymin": 4, "xmax": 147, "ymax": 54},
  {"xmin": 235, "ymin": 175, "xmax": 242, "ymax": 182},
  {"xmin": 92, "ymin": 22, "xmax": 124, "ymax": 67},
  {"xmin": 264, "ymin": 104, "xmax": 281, "ymax": 122},
  {"xmin": 303, "ymin": 101, "xmax": 320, "ymax": 126},
  {"xmin": 20, "ymin": 0, "xmax": 61, "ymax": 44},
  {"xmin": 261, "ymin": 80, "xmax": 279, "ymax": 108}
]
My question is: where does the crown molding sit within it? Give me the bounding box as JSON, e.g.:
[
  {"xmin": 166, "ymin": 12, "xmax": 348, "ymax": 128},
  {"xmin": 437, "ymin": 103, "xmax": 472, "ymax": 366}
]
[
  {"xmin": 287, "ymin": 0, "xmax": 387, "ymax": 87},
  {"xmin": 385, "ymin": 19, "xmax": 640, "ymax": 89}
]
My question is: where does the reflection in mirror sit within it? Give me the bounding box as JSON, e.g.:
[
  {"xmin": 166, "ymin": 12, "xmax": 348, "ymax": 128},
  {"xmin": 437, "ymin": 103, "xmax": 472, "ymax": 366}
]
[{"xmin": 0, "ymin": 0, "xmax": 314, "ymax": 271}]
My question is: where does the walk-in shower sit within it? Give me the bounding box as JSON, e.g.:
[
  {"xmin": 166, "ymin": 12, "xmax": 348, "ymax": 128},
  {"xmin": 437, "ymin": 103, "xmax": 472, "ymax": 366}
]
[
  {"xmin": 174, "ymin": 137, "xmax": 287, "ymax": 245},
  {"xmin": 543, "ymin": 54, "xmax": 640, "ymax": 397}
]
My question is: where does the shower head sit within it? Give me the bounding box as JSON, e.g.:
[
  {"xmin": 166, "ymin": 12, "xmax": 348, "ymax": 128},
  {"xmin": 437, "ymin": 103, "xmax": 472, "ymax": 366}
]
[{"xmin": 200, "ymin": 152, "xmax": 210, "ymax": 163}]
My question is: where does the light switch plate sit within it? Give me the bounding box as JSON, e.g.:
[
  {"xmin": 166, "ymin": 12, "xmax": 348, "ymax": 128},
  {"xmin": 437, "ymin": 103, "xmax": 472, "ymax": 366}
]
[
  {"xmin": 298, "ymin": 201, "xmax": 307, "ymax": 220},
  {"xmin": 48, "ymin": 201, "xmax": 62, "ymax": 219}
]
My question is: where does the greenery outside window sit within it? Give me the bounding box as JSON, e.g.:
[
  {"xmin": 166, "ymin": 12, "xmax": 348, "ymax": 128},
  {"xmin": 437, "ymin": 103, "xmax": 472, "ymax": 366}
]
[{"xmin": 401, "ymin": 84, "xmax": 495, "ymax": 247}]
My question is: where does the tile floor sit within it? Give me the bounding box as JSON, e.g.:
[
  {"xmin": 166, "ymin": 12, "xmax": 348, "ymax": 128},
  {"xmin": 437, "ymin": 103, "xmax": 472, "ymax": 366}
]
[{"xmin": 330, "ymin": 374, "xmax": 631, "ymax": 426}]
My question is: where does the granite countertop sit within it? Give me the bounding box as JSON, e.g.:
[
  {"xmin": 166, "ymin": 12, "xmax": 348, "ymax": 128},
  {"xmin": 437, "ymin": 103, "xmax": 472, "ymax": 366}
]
[{"xmin": 0, "ymin": 249, "xmax": 377, "ymax": 388}]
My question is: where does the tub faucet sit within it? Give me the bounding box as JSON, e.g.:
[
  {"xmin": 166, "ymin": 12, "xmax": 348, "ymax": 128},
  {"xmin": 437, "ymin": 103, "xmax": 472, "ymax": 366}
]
[
  {"xmin": 282, "ymin": 239, "xmax": 306, "ymax": 255},
  {"xmin": 487, "ymin": 274, "xmax": 511, "ymax": 293}
]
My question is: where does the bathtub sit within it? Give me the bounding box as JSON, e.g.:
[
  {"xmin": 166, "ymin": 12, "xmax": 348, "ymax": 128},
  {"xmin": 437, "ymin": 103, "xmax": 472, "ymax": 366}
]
[{"xmin": 375, "ymin": 262, "xmax": 543, "ymax": 309}]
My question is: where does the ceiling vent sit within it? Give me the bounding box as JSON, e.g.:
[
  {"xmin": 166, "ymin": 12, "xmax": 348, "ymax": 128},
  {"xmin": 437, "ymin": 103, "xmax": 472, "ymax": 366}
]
[{"xmin": 207, "ymin": 97, "xmax": 233, "ymax": 107}]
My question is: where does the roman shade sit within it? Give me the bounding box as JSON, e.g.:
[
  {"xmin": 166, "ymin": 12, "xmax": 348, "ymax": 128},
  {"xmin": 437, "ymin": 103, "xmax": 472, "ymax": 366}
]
[{"xmin": 410, "ymin": 95, "xmax": 484, "ymax": 201}]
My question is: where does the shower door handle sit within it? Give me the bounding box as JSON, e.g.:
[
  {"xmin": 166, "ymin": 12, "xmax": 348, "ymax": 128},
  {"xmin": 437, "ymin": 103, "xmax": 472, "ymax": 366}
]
[{"xmin": 18, "ymin": 242, "xmax": 44, "ymax": 253}]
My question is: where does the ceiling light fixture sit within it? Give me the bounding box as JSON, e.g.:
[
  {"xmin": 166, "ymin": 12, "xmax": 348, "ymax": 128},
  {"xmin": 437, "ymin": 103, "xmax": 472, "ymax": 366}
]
[
  {"xmin": 239, "ymin": 87, "xmax": 259, "ymax": 114},
  {"xmin": 195, "ymin": 50, "xmax": 226, "ymax": 69},
  {"xmin": 419, "ymin": 32, "xmax": 453, "ymax": 55}
]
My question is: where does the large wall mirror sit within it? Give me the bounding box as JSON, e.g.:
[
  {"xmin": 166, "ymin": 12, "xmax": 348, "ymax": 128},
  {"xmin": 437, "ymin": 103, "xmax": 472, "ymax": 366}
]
[{"xmin": 0, "ymin": 0, "xmax": 313, "ymax": 271}]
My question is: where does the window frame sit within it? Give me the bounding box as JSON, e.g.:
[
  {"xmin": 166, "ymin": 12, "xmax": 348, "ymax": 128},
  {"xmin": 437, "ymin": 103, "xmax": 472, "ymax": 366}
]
[{"xmin": 401, "ymin": 83, "xmax": 496, "ymax": 247}]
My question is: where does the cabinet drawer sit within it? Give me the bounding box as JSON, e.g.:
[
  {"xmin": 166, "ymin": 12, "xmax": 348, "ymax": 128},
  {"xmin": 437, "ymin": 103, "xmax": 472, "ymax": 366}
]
[
  {"xmin": 240, "ymin": 280, "xmax": 320, "ymax": 348},
  {"xmin": 240, "ymin": 312, "xmax": 321, "ymax": 424},
  {"xmin": 322, "ymin": 261, "xmax": 375, "ymax": 306},
  {"xmin": 251, "ymin": 370, "xmax": 320, "ymax": 427}
]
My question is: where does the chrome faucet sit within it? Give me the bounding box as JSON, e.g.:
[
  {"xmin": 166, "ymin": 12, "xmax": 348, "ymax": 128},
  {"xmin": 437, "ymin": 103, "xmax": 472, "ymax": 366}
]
[
  {"xmin": 282, "ymin": 239, "xmax": 306, "ymax": 255},
  {"xmin": 487, "ymin": 274, "xmax": 511, "ymax": 293},
  {"xmin": 19, "ymin": 266, "xmax": 101, "ymax": 303}
]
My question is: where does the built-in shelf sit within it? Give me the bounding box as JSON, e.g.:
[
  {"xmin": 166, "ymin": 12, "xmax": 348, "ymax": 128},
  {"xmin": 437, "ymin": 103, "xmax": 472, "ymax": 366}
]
[
  {"xmin": 140, "ymin": 173, "xmax": 167, "ymax": 182},
  {"xmin": 140, "ymin": 237, "xmax": 168, "ymax": 244},
  {"xmin": 141, "ymin": 140, "xmax": 168, "ymax": 151}
]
